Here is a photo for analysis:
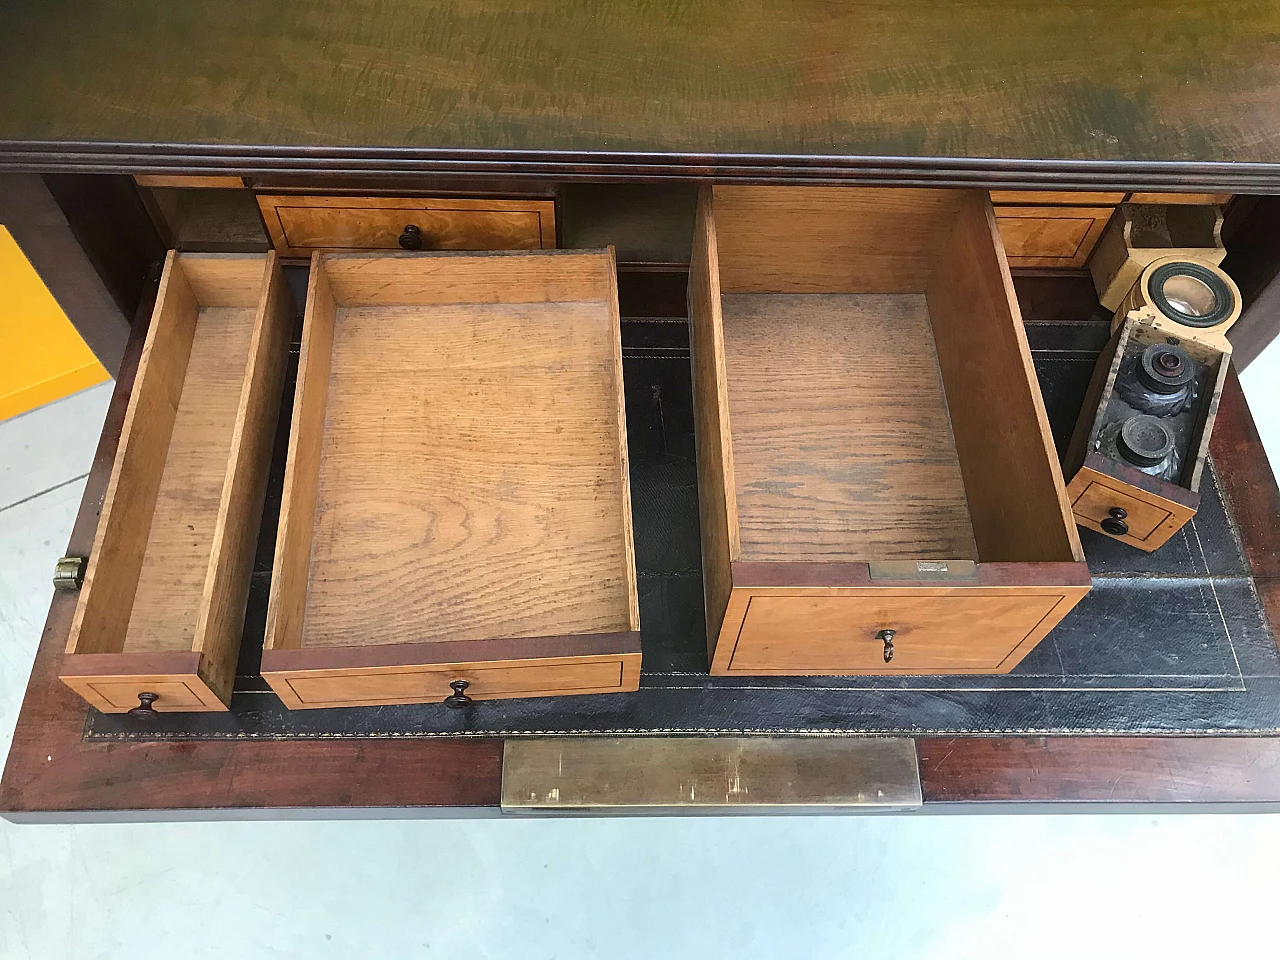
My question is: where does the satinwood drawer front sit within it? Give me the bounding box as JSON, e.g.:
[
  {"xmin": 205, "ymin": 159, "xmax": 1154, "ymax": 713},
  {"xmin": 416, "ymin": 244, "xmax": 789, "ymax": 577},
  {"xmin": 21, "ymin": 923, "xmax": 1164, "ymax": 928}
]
[
  {"xmin": 278, "ymin": 658, "xmax": 629, "ymax": 709},
  {"xmin": 257, "ymin": 195, "xmax": 557, "ymax": 258},
  {"xmin": 1071, "ymin": 478, "xmax": 1171, "ymax": 541},
  {"xmin": 727, "ymin": 593, "xmax": 1066, "ymax": 674},
  {"xmin": 993, "ymin": 206, "xmax": 1116, "ymax": 268}
]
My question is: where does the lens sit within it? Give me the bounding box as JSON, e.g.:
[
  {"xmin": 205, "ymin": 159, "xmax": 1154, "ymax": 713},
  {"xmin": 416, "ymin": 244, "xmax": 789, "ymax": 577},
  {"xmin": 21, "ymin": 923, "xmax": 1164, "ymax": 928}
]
[{"xmin": 1160, "ymin": 274, "xmax": 1218, "ymax": 318}]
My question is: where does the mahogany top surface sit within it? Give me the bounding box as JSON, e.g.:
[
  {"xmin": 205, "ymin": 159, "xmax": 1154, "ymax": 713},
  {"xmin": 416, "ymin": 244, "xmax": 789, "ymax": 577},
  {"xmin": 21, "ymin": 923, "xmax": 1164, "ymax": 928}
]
[{"xmin": 2, "ymin": 1, "xmax": 1280, "ymax": 182}]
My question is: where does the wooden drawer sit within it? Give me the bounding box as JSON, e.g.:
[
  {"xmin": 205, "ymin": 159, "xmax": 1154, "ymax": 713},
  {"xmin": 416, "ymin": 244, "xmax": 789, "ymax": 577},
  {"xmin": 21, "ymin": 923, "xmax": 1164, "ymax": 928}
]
[
  {"xmin": 256, "ymin": 195, "xmax": 557, "ymax": 258},
  {"xmin": 261, "ymin": 248, "xmax": 641, "ymax": 708},
  {"xmin": 59, "ymin": 252, "xmax": 293, "ymax": 712},
  {"xmin": 993, "ymin": 205, "xmax": 1116, "ymax": 268},
  {"xmin": 266, "ymin": 650, "xmax": 636, "ymax": 709},
  {"xmin": 690, "ymin": 185, "xmax": 1091, "ymax": 676},
  {"xmin": 726, "ymin": 591, "xmax": 1076, "ymax": 674}
]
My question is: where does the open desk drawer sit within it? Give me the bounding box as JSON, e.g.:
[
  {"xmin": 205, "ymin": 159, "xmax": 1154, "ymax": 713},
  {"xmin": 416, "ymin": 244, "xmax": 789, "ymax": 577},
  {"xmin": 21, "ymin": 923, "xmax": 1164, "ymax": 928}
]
[
  {"xmin": 690, "ymin": 186, "xmax": 1091, "ymax": 676},
  {"xmin": 262, "ymin": 249, "xmax": 641, "ymax": 708},
  {"xmin": 60, "ymin": 252, "xmax": 293, "ymax": 711}
]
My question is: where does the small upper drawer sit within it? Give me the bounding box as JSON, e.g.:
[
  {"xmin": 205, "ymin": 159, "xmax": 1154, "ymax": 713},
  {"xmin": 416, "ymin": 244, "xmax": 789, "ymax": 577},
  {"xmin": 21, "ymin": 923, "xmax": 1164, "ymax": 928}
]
[
  {"xmin": 726, "ymin": 593, "xmax": 1068, "ymax": 674},
  {"xmin": 994, "ymin": 206, "xmax": 1116, "ymax": 268},
  {"xmin": 256, "ymin": 195, "xmax": 557, "ymax": 258}
]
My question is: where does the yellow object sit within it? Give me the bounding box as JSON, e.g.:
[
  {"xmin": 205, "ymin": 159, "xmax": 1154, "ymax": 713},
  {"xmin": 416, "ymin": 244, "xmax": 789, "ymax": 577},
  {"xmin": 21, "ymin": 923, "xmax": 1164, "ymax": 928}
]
[{"xmin": 0, "ymin": 225, "xmax": 108, "ymax": 420}]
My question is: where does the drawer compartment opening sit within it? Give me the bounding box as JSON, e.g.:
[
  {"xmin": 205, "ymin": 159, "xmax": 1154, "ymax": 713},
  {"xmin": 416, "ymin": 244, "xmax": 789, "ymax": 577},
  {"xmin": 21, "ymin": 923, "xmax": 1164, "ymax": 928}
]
[
  {"xmin": 691, "ymin": 186, "xmax": 1089, "ymax": 675},
  {"xmin": 60, "ymin": 252, "xmax": 293, "ymax": 711}
]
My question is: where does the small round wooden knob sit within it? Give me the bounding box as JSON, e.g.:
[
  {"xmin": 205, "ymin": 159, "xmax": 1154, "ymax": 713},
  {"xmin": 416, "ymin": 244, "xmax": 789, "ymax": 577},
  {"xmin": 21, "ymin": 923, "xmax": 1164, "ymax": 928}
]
[
  {"xmin": 128, "ymin": 692, "xmax": 160, "ymax": 718},
  {"xmin": 443, "ymin": 679, "xmax": 473, "ymax": 709},
  {"xmin": 876, "ymin": 629, "xmax": 896, "ymax": 663},
  {"xmin": 1100, "ymin": 506, "xmax": 1129, "ymax": 536},
  {"xmin": 398, "ymin": 224, "xmax": 424, "ymax": 250}
]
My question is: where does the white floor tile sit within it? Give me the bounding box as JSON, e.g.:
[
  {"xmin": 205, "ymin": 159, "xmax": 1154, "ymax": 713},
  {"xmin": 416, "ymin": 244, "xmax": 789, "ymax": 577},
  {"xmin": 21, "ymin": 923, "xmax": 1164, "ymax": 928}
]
[
  {"xmin": 0, "ymin": 478, "xmax": 84, "ymax": 749},
  {"xmin": 0, "ymin": 381, "xmax": 113, "ymax": 510}
]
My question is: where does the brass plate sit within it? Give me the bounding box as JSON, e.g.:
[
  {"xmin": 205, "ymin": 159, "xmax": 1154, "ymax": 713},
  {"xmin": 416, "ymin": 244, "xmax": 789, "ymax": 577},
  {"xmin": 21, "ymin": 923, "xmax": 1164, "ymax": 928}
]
[
  {"xmin": 501, "ymin": 737, "xmax": 921, "ymax": 813},
  {"xmin": 867, "ymin": 559, "xmax": 979, "ymax": 581}
]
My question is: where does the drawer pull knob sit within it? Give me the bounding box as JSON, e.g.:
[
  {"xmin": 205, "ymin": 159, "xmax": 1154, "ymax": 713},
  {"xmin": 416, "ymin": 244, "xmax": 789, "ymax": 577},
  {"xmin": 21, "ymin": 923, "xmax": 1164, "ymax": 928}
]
[
  {"xmin": 876, "ymin": 629, "xmax": 896, "ymax": 663},
  {"xmin": 398, "ymin": 224, "xmax": 424, "ymax": 250},
  {"xmin": 1101, "ymin": 507, "xmax": 1129, "ymax": 536},
  {"xmin": 128, "ymin": 692, "xmax": 160, "ymax": 718},
  {"xmin": 443, "ymin": 679, "xmax": 473, "ymax": 709}
]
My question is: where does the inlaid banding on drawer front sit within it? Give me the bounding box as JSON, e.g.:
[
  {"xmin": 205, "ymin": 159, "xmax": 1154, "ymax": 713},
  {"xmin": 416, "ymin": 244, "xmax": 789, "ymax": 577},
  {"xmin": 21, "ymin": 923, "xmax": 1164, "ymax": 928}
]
[
  {"xmin": 256, "ymin": 195, "xmax": 558, "ymax": 258},
  {"xmin": 726, "ymin": 592, "xmax": 1070, "ymax": 675},
  {"xmin": 284, "ymin": 659, "xmax": 627, "ymax": 708}
]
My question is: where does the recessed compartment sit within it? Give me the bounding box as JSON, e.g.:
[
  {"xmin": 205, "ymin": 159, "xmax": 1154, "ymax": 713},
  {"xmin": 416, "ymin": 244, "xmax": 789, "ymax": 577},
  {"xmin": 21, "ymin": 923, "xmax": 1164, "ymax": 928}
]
[
  {"xmin": 262, "ymin": 249, "xmax": 641, "ymax": 708},
  {"xmin": 60, "ymin": 252, "xmax": 293, "ymax": 712},
  {"xmin": 690, "ymin": 186, "xmax": 1091, "ymax": 676}
]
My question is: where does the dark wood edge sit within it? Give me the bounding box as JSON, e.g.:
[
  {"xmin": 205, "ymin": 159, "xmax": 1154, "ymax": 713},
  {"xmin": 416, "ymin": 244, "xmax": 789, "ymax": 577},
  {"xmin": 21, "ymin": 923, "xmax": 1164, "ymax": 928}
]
[
  {"xmin": 1082, "ymin": 452, "xmax": 1202, "ymax": 508},
  {"xmin": 261, "ymin": 632, "xmax": 643, "ymax": 673},
  {"xmin": 730, "ymin": 561, "xmax": 1092, "ymax": 589},
  {"xmin": 5, "ymin": 141, "xmax": 1280, "ymax": 191},
  {"xmin": 59, "ymin": 651, "xmax": 202, "ymax": 677},
  {"xmin": 1208, "ymin": 366, "xmax": 1280, "ymax": 579},
  {"xmin": 917, "ymin": 737, "xmax": 1280, "ymax": 803}
]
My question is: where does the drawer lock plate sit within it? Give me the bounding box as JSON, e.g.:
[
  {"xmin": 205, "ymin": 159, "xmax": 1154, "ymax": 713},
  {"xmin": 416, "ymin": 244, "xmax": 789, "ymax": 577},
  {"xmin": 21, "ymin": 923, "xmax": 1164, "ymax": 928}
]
[{"xmin": 867, "ymin": 559, "xmax": 978, "ymax": 581}]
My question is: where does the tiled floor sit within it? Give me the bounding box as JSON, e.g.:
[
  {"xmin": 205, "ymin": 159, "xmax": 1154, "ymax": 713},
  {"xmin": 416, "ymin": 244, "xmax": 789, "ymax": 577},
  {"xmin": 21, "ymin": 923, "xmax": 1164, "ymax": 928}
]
[{"xmin": 3, "ymin": 381, "xmax": 1280, "ymax": 959}]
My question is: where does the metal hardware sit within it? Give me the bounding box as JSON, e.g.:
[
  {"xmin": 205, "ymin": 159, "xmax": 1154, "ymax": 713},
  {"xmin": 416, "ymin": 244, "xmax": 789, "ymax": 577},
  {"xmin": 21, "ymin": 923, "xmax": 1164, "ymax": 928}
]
[
  {"xmin": 53, "ymin": 555, "xmax": 86, "ymax": 591},
  {"xmin": 867, "ymin": 559, "xmax": 978, "ymax": 581},
  {"xmin": 1101, "ymin": 507, "xmax": 1129, "ymax": 536},
  {"xmin": 398, "ymin": 224, "xmax": 424, "ymax": 250},
  {"xmin": 876, "ymin": 629, "xmax": 896, "ymax": 663},
  {"xmin": 443, "ymin": 679, "xmax": 473, "ymax": 709},
  {"xmin": 501, "ymin": 737, "xmax": 923, "ymax": 812},
  {"xmin": 128, "ymin": 692, "xmax": 160, "ymax": 718}
]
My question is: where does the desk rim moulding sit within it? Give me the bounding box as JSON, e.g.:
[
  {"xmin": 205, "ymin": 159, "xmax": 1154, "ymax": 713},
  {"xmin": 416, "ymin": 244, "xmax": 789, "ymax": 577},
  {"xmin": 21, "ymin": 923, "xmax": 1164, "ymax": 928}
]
[{"xmin": 261, "ymin": 247, "xmax": 641, "ymax": 709}]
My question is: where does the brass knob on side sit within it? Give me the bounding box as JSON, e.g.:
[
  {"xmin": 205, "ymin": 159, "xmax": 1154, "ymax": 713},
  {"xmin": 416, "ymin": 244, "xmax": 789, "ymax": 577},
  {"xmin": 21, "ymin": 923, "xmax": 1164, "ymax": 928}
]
[
  {"xmin": 875, "ymin": 629, "xmax": 897, "ymax": 663},
  {"xmin": 1100, "ymin": 507, "xmax": 1129, "ymax": 537},
  {"xmin": 443, "ymin": 679, "xmax": 473, "ymax": 709},
  {"xmin": 398, "ymin": 224, "xmax": 424, "ymax": 250},
  {"xmin": 128, "ymin": 692, "xmax": 160, "ymax": 718}
]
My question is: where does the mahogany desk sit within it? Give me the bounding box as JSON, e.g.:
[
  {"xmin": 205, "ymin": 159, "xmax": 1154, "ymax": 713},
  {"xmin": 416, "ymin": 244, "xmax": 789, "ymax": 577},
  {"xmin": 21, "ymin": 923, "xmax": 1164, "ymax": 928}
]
[{"xmin": 3, "ymin": 1, "xmax": 1280, "ymax": 817}]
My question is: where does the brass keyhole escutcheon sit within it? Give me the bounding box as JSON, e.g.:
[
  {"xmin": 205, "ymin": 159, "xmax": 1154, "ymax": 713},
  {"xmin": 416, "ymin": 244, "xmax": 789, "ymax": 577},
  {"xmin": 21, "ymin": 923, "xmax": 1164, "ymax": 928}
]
[
  {"xmin": 1100, "ymin": 506, "xmax": 1129, "ymax": 537},
  {"xmin": 444, "ymin": 679, "xmax": 473, "ymax": 709},
  {"xmin": 876, "ymin": 629, "xmax": 896, "ymax": 663}
]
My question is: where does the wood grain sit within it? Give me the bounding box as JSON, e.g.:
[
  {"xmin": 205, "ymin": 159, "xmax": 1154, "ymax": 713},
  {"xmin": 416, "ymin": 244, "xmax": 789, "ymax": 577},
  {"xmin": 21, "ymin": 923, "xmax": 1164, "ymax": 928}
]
[
  {"xmin": 727, "ymin": 592, "xmax": 1071, "ymax": 674},
  {"xmin": 134, "ymin": 174, "xmax": 245, "ymax": 189},
  {"xmin": 61, "ymin": 252, "xmax": 289, "ymax": 710},
  {"xmin": 257, "ymin": 195, "xmax": 557, "ymax": 258},
  {"xmin": 1128, "ymin": 192, "xmax": 1233, "ymax": 205},
  {"xmin": 990, "ymin": 191, "xmax": 1126, "ymax": 205},
  {"xmin": 918, "ymin": 737, "xmax": 1280, "ymax": 804},
  {"xmin": 687, "ymin": 187, "xmax": 739, "ymax": 658},
  {"xmin": 722, "ymin": 292, "xmax": 978, "ymax": 561},
  {"xmin": 263, "ymin": 249, "xmax": 640, "ymax": 706},
  {"xmin": 927, "ymin": 191, "xmax": 1085, "ymax": 564},
  {"xmin": 191, "ymin": 253, "xmax": 293, "ymax": 699},
  {"xmin": 264, "ymin": 254, "xmax": 335, "ymax": 653},
  {"xmin": 993, "ymin": 206, "xmax": 1115, "ymax": 268},
  {"xmin": 3, "ymin": 1, "xmax": 1280, "ymax": 170},
  {"xmin": 1210, "ymin": 368, "xmax": 1280, "ymax": 580},
  {"xmin": 713, "ymin": 186, "xmax": 965, "ymax": 294},
  {"xmin": 65, "ymin": 251, "xmax": 198, "ymax": 657}
]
